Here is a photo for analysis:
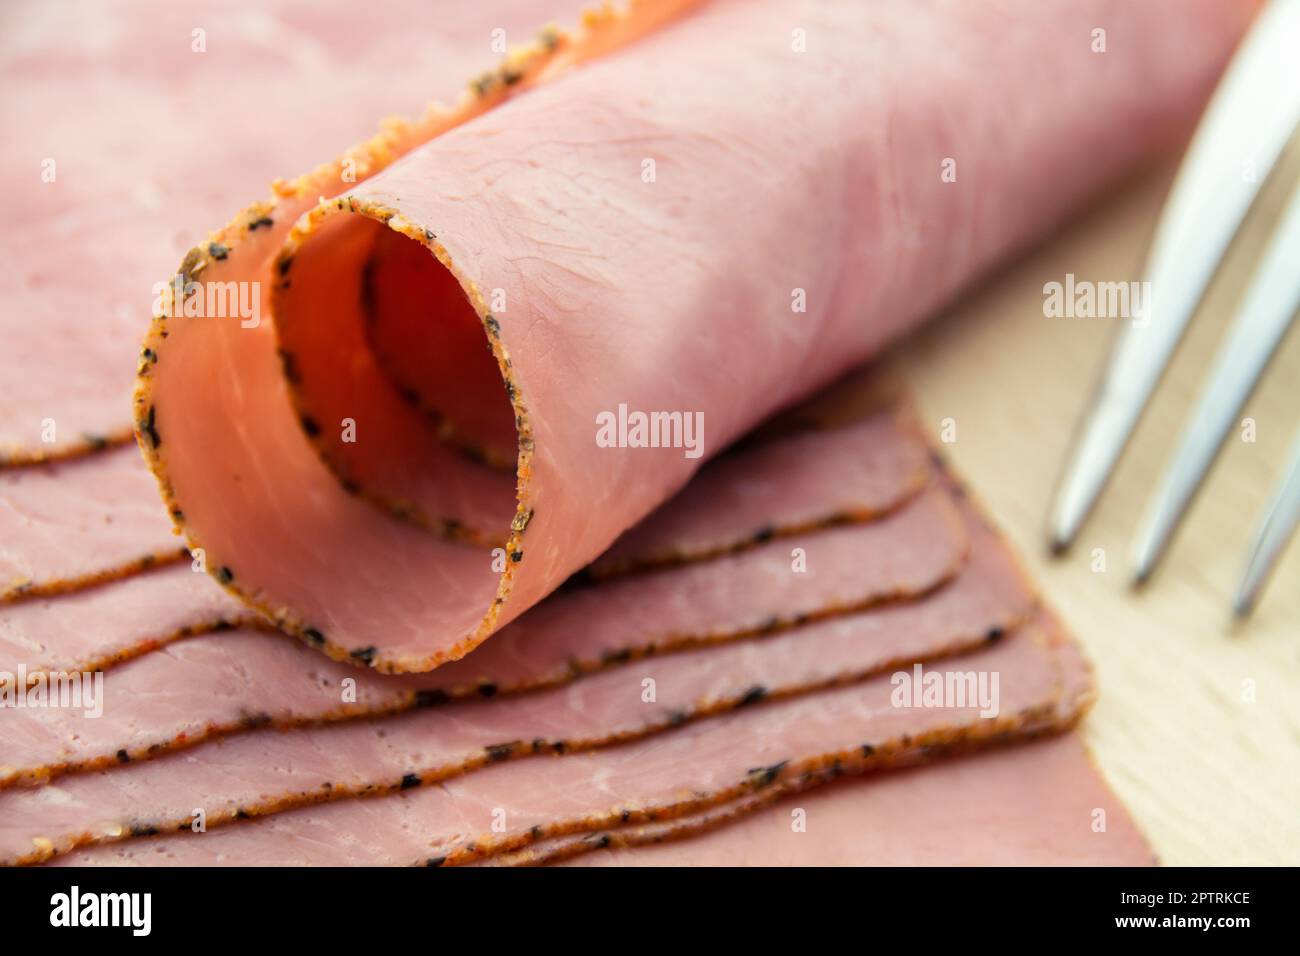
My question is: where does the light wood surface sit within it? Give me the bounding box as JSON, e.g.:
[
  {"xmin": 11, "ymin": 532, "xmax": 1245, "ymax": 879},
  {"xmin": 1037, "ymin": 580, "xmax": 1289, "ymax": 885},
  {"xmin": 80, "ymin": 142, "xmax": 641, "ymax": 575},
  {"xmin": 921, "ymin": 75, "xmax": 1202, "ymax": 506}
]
[{"xmin": 893, "ymin": 156, "xmax": 1300, "ymax": 866}]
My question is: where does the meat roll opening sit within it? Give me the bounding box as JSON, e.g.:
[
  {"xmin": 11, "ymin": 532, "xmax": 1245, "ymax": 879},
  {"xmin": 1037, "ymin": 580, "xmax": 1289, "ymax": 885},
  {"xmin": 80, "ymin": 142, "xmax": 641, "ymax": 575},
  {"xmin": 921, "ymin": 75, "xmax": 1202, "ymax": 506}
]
[
  {"xmin": 364, "ymin": 226, "xmax": 520, "ymax": 470},
  {"xmin": 273, "ymin": 206, "xmax": 519, "ymax": 544}
]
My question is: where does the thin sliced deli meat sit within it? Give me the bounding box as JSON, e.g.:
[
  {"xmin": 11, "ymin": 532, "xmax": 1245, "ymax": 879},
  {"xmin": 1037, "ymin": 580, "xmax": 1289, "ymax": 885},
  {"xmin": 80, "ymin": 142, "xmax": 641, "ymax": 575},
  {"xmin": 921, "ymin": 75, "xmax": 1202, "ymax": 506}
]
[
  {"xmin": 489, "ymin": 624, "xmax": 1098, "ymax": 866},
  {"xmin": 49, "ymin": 619, "xmax": 1074, "ymax": 866},
  {"xmin": 0, "ymin": 400, "xmax": 925, "ymax": 682},
  {"xmin": 0, "ymin": 507, "xmax": 1024, "ymax": 864},
  {"xmin": 586, "ymin": 406, "xmax": 932, "ymax": 578},
  {"xmin": 135, "ymin": 0, "xmax": 1251, "ymax": 672},
  {"xmin": 0, "ymin": 0, "xmax": 593, "ymax": 464},
  {"xmin": 489, "ymin": 619, "xmax": 1100, "ymax": 867},
  {"xmin": 527, "ymin": 735, "xmax": 1154, "ymax": 867},
  {"xmin": 0, "ymin": 447, "xmax": 183, "ymax": 602},
  {"xmin": 0, "ymin": 562, "xmax": 254, "ymax": 678},
  {"xmin": 1, "ymin": 484, "xmax": 967, "ymax": 786}
]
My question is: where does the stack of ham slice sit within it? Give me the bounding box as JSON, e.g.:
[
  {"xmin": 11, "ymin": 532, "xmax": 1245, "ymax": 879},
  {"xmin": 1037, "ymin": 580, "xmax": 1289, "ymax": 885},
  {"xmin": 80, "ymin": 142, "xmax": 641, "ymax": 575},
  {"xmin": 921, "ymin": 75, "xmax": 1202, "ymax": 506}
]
[
  {"xmin": 4, "ymin": 393, "xmax": 1143, "ymax": 866},
  {"xmin": 0, "ymin": 0, "xmax": 1254, "ymax": 866}
]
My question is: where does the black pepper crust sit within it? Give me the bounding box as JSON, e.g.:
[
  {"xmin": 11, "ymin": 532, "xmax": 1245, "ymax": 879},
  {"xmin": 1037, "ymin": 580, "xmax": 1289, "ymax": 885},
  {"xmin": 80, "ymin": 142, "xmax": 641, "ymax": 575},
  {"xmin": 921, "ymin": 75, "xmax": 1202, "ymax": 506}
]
[
  {"xmin": 0, "ymin": 609, "xmax": 263, "ymax": 688},
  {"xmin": 1, "ymin": 545, "xmax": 190, "ymax": 607},
  {"xmin": 0, "ymin": 424, "xmax": 138, "ymax": 468},
  {"xmin": 139, "ymin": 405, "xmax": 161, "ymax": 450},
  {"xmin": 485, "ymin": 741, "xmax": 519, "ymax": 762}
]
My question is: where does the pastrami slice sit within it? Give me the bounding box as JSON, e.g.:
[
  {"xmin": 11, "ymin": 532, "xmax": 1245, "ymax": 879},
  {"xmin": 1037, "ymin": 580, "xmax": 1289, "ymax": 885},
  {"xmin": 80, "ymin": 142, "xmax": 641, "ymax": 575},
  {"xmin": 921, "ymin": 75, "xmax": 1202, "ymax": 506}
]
[
  {"xmin": 0, "ymin": 562, "xmax": 252, "ymax": 677},
  {"xmin": 0, "ymin": 447, "xmax": 183, "ymax": 603},
  {"xmin": 588, "ymin": 407, "xmax": 932, "ymax": 577},
  {"xmin": 507, "ymin": 735, "xmax": 1154, "ymax": 867}
]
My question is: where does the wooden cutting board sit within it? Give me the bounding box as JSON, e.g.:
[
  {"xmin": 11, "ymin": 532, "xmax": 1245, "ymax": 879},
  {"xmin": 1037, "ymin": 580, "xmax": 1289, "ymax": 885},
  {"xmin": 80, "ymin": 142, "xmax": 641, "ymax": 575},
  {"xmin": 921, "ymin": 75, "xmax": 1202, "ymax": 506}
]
[{"xmin": 894, "ymin": 152, "xmax": 1300, "ymax": 865}]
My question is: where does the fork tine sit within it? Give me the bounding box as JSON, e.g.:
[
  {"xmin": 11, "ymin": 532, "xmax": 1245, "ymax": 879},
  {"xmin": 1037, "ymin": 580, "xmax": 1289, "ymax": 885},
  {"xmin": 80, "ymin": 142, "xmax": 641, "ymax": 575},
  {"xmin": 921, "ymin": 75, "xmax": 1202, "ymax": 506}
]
[
  {"xmin": 1131, "ymin": 185, "xmax": 1300, "ymax": 583},
  {"xmin": 1233, "ymin": 431, "xmax": 1300, "ymax": 617},
  {"xmin": 1048, "ymin": 0, "xmax": 1300, "ymax": 553}
]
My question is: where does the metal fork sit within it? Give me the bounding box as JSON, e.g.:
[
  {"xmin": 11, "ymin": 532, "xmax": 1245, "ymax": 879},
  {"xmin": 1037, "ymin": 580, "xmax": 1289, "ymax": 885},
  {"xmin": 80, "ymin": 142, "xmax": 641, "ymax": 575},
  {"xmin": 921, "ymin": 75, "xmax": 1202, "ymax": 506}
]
[{"xmin": 1048, "ymin": 0, "xmax": 1300, "ymax": 617}]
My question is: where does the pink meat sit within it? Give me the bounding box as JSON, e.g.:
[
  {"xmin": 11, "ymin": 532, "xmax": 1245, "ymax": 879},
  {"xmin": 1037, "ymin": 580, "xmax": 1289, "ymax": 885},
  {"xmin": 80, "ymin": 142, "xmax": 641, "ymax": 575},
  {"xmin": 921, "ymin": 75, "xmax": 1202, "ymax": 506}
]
[
  {"xmin": 544, "ymin": 735, "xmax": 1154, "ymax": 866},
  {"xmin": 588, "ymin": 408, "xmax": 932, "ymax": 576},
  {"xmin": 501, "ymin": 621, "xmax": 1102, "ymax": 868},
  {"xmin": 137, "ymin": 0, "xmax": 1252, "ymax": 671},
  {"xmin": 0, "ymin": 506, "xmax": 1028, "ymax": 864},
  {"xmin": 1, "ymin": 485, "xmax": 966, "ymax": 784},
  {"xmin": 0, "ymin": 447, "xmax": 181, "ymax": 601},
  {"xmin": 0, "ymin": 0, "xmax": 590, "ymax": 463},
  {"xmin": 0, "ymin": 562, "xmax": 251, "ymax": 676},
  {"xmin": 1, "ymin": 393, "xmax": 924, "ymax": 675},
  {"xmin": 51, "ymin": 624, "xmax": 1070, "ymax": 866}
]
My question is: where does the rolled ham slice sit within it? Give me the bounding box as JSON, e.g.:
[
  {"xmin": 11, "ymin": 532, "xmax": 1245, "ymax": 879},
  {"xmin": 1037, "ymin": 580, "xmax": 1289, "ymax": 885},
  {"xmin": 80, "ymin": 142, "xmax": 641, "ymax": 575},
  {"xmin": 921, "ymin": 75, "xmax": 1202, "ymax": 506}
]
[
  {"xmin": 526, "ymin": 735, "xmax": 1155, "ymax": 867},
  {"xmin": 48, "ymin": 619, "xmax": 1074, "ymax": 866},
  {"xmin": 2, "ymin": 483, "xmax": 966, "ymax": 786},
  {"xmin": 136, "ymin": 0, "xmax": 1251, "ymax": 671}
]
